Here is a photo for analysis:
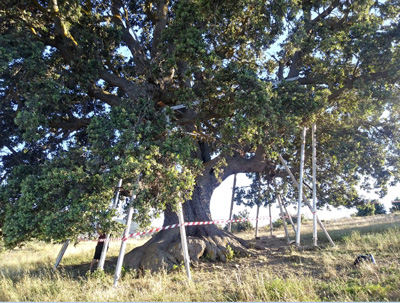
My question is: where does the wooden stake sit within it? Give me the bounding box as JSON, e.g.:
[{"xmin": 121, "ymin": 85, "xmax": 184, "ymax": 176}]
[
  {"xmin": 274, "ymin": 179, "xmax": 291, "ymax": 243},
  {"xmin": 281, "ymin": 196, "xmax": 297, "ymax": 235},
  {"xmin": 269, "ymin": 203, "xmax": 273, "ymax": 237},
  {"xmin": 296, "ymin": 127, "xmax": 307, "ymax": 247},
  {"xmin": 278, "ymin": 154, "xmax": 335, "ymax": 247},
  {"xmin": 177, "ymin": 202, "xmax": 191, "ymax": 281},
  {"xmin": 114, "ymin": 181, "xmax": 137, "ymax": 287},
  {"xmin": 255, "ymin": 204, "xmax": 260, "ymax": 239},
  {"xmin": 228, "ymin": 174, "xmax": 237, "ymax": 233},
  {"xmin": 98, "ymin": 179, "xmax": 123, "ymax": 271},
  {"xmin": 277, "ymin": 199, "xmax": 290, "ymax": 244},
  {"xmin": 54, "ymin": 239, "xmax": 70, "ymax": 270},
  {"xmin": 166, "ymin": 113, "xmax": 190, "ymax": 280},
  {"xmin": 312, "ymin": 123, "xmax": 318, "ymax": 246}
]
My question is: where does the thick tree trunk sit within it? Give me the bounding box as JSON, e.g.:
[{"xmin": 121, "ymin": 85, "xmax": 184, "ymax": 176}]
[
  {"xmin": 124, "ymin": 171, "xmax": 250, "ymax": 272},
  {"xmin": 124, "ymin": 143, "xmax": 275, "ymax": 272}
]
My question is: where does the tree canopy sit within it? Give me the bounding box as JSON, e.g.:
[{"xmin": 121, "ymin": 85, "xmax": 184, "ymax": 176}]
[{"xmin": 1, "ymin": 0, "xmax": 400, "ymax": 249}]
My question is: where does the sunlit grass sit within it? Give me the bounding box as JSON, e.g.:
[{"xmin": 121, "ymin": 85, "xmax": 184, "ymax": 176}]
[{"xmin": 0, "ymin": 213, "xmax": 399, "ymax": 301}]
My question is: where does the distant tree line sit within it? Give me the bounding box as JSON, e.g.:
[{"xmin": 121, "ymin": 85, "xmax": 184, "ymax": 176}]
[
  {"xmin": 356, "ymin": 198, "xmax": 400, "ymax": 217},
  {"xmin": 391, "ymin": 198, "xmax": 400, "ymax": 213}
]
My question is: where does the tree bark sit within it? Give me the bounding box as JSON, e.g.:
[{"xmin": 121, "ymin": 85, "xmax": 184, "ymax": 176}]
[
  {"xmin": 124, "ymin": 145, "xmax": 275, "ymax": 272},
  {"xmin": 124, "ymin": 168, "xmax": 250, "ymax": 272}
]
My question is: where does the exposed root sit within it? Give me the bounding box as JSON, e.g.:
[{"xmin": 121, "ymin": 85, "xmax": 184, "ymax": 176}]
[{"xmin": 123, "ymin": 227, "xmax": 257, "ymax": 272}]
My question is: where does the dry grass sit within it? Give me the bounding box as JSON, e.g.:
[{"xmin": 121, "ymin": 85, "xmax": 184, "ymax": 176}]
[{"xmin": 1, "ymin": 213, "xmax": 399, "ymax": 301}]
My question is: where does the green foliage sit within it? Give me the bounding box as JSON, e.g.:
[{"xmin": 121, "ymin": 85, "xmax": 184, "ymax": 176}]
[
  {"xmin": 273, "ymin": 214, "xmax": 305, "ymax": 228},
  {"xmin": 374, "ymin": 203, "xmax": 387, "ymax": 215},
  {"xmin": 356, "ymin": 203, "xmax": 376, "ymax": 217},
  {"xmin": 273, "ymin": 219, "xmax": 284, "ymax": 229},
  {"xmin": 235, "ymin": 173, "xmax": 275, "ymax": 208},
  {"xmin": 86, "ymin": 268, "xmax": 107, "ymax": 281},
  {"xmin": 390, "ymin": 200, "xmax": 400, "ymax": 212},
  {"xmin": 224, "ymin": 210, "xmax": 253, "ymax": 233},
  {"xmin": 225, "ymin": 244, "xmax": 235, "ymax": 261},
  {"xmin": 121, "ymin": 266, "xmax": 128, "ymax": 277},
  {"xmin": 356, "ymin": 199, "xmax": 386, "ymax": 217},
  {"xmin": 172, "ymin": 261, "xmax": 185, "ymax": 273}
]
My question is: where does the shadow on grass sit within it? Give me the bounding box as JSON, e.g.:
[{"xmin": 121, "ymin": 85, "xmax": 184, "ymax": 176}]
[
  {"xmin": 3, "ymin": 255, "xmax": 121, "ymax": 284},
  {"xmin": 55, "ymin": 255, "xmax": 120, "ymax": 280}
]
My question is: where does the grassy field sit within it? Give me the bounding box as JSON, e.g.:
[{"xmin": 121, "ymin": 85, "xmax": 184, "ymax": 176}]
[{"xmin": 1, "ymin": 213, "xmax": 400, "ymax": 301}]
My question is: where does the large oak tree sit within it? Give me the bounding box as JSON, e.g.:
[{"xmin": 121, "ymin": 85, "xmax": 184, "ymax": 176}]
[{"xmin": 1, "ymin": 0, "xmax": 400, "ymax": 271}]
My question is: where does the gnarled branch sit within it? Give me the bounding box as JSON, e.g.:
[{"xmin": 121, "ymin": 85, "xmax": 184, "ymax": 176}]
[
  {"xmin": 110, "ymin": 0, "xmax": 149, "ymax": 75},
  {"xmin": 87, "ymin": 84, "xmax": 122, "ymax": 106},
  {"xmin": 99, "ymin": 70, "xmax": 150, "ymax": 101}
]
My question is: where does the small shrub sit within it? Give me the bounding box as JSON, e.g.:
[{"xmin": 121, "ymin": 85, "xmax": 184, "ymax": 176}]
[
  {"xmin": 224, "ymin": 210, "xmax": 253, "ymax": 233},
  {"xmin": 273, "ymin": 214, "xmax": 307, "ymax": 228},
  {"xmin": 172, "ymin": 261, "xmax": 185, "ymax": 273},
  {"xmin": 86, "ymin": 268, "xmax": 107, "ymax": 281},
  {"xmin": 356, "ymin": 200, "xmax": 386, "ymax": 216},
  {"xmin": 291, "ymin": 214, "xmax": 307, "ymax": 224},
  {"xmin": 273, "ymin": 219, "xmax": 283, "ymax": 228},
  {"xmin": 356, "ymin": 204, "xmax": 376, "ymax": 217},
  {"xmin": 225, "ymin": 245, "xmax": 234, "ymax": 261},
  {"xmin": 390, "ymin": 199, "xmax": 400, "ymax": 212},
  {"xmin": 374, "ymin": 203, "xmax": 386, "ymax": 215},
  {"xmin": 120, "ymin": 266, "xmax": 126, "ymax": 277}
]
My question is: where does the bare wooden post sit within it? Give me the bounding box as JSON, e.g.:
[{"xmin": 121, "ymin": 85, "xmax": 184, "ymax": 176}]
[
  {"xmin": 274, "ymin": 178, "xmax": 290, "ymax": 243},
  {"xmin": 98, "ymin": 179, "xmax": 123, "ymax": 270},
  {"xmin": 166, "ymin": 113, "xmax": 190, "ymax": 280},
  {"xmin": 312, "ymin": 123, "xmax": 318, "ymax": 246},
  {"xmin": 255, "ymin": 204, "xmax": 260, "ymax": 239},
  {"xmin": 269, "ymin": 203, "xmax": 273, "ymax": 237},
  {"xmin": 281, "ymin": 197, "xmax": 297, "ymax": 235},
  {"xmin": 97, "ymin": 237, "xmax": 109, "ymax": 271},
  {"xmin": 228, "ymin": 174, "xmax": 237, "ymax": 233},
  {"xmin": 277, "ymin": 195, "xmax": 290, "ymax": 243},
  {"xmin": 114, "ymin": 182, "xmax": 138, "ymax": 287},
  {"xmin": 177, "ymin": 202, "xmax": 191, "ymax": 281},
  {"xmin": 54, "ymin": 239, "xmax": 70, "ymax": 270},
  {"xmin": 296, "ymin": 127, "xmax": 307, "ymax": 247},
  {"xmin": 278, "ymin": 154, "xmax": 335, "ymax": 247}
]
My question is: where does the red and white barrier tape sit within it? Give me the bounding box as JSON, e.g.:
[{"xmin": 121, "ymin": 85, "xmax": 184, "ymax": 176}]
[{"xmin": 77, "ymin": 215, "xmax": 288, "ymax": 242}]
